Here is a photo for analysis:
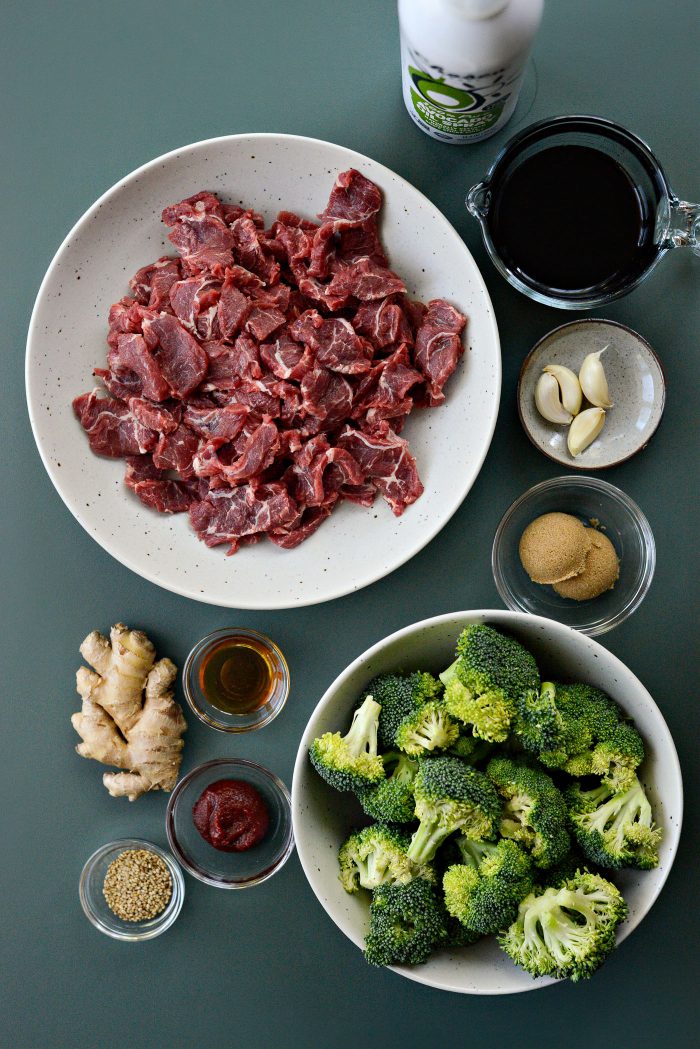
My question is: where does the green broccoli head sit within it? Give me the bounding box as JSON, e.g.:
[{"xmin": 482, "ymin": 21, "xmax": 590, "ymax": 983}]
[
  {"xmin": 338, "ymin": 823, "xmax": 432, "ymax": 893},
  {"xmin": 443, "ymin": 839, "xmax": 534, "ymax": 935},
  {"xmin": 395, "ymin": 700, "xmax": 460, "ymax": 757},
  {"xmin": 440, "ymin": 625, "xmax": 540, "ymax": 742},
  {"xmin": 364, "ymin": 671, "xmax": 443, "ymax": 751},
  {"xmin": 442, "ymin": 915, "xmax": 483, "ymax": 949},
  {"xmin": 486, "ymin": 756, "xmax": 570, "ymax": 869},
  {"xmin": 565, "ymin": 776, "xmax": 661, "ymax": 870},
  {"xmin": 364, "ymin": 878, "xmax": 447, "ymax": 967},
  {"xmin": 446, "ymin": 733, "xmax": 494, "ymax": 765},
  {"xmin": 357, "ymin": 751, "xmax": 418, "ymax": 824},
  {"xmin": 513, "ymin": 682, "xmax": 566, "ymax": 759},
  {"xmin": 499, "ymin": 871, "xmax": 628, "ymax": 981},
  {"xmin": 309, "ymin": 695, "xmax": 384, "ymax": 793},
  {"xmin": 406, "ymin": 756, "xmax": 502, "ymax": 866},
  {"xmin": 515, "ymin": 682, "xmax": 645, "ymax": 792}
]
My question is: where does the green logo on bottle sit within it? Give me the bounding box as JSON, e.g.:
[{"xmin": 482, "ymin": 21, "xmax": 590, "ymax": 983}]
[{"xmin": 408, "ymin": 65, "xmax": 505, "ymax": 137}]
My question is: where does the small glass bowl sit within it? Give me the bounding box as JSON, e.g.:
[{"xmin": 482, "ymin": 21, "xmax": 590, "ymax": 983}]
[
  {"xmin": 166, "ymin": 759, "xmax": 295, "ymax": 889},
  {"xmin": 79, "ymin": 838, "xmax": 185, "ymax": 941},
  {"xmin": 182, "ymin": 627, "xmax": 289, "ymax": 733},
  {"xmin": 492, "ymin": 475, "xmax": 655, "ymax": 635}
]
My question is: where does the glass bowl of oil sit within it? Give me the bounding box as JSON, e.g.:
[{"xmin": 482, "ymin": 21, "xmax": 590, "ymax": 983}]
[{"xmin": 183, "ymin": 628, "xmax": 290, "ymax": 732}]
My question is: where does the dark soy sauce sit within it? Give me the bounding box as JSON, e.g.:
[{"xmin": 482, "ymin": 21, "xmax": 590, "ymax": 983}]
[{"xmin": 489, "ymin": 145, "xmax": 656, "ymax": 293}]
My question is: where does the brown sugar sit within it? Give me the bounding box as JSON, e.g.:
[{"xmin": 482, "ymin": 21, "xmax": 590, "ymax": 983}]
[
  {"xmin": 553, "ymin": 529, "xmax": 620, "ymax": 600},
  {"xmin": 519, "ymin": 512, "xmax": 592, "ymax": 584}
]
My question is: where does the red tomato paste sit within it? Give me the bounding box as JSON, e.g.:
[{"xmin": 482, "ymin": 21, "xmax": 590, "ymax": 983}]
[{"xmin": 192, "ymin": 779, "xmax": 269, "ymax": 852}]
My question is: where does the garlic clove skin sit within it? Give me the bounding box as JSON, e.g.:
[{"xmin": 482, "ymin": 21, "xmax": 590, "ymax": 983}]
[
  {"xmin": 535, "ymin": 372, "xmax": 573, "ymax": 425},
  {"xmin": 579, "ymin": 348, "xmax": 613, "ymax": 408},
  {"xmin": 543, "ymin": 364, "xmax": 583, "ymax": 416},
  {"xmin": 568, "ymin": 407, "xmax": 606, "ymax": 456}
]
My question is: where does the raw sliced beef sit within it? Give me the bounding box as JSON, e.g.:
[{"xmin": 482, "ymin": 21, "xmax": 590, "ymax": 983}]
[
  {"xmin": 73, "ymin": 169, "xmax": 467, "ymax": 556},
  {"xmin": 337, "ymin": 424, "xmax": 424, "ymax": 516},
  {"xmin": 413, "ymin": 298, "xmax": 467, "ymax": 404}
]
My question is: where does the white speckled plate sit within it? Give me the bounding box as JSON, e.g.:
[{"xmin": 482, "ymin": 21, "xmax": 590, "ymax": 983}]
[
  {"xmin": 293, "ymin": 610, "xmax": 683, "ymax": 994},
  {"xmin": 518, "ymin": 319, "xmax": 665, "ymax": 470},
  {"xmin": 26, "ymin": 134, "xmax": 500, "ymax": 609}
]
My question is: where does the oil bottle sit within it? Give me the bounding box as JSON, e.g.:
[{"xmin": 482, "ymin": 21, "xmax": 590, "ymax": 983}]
[{"xmin": 398, "ymin": 0, "xmax": 544, "ymax": 144}]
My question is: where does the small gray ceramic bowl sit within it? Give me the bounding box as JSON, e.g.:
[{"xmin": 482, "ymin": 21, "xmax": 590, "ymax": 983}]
[{"xmin": 518, "ymin": 319, "xmax": 665, "ymax": 469}]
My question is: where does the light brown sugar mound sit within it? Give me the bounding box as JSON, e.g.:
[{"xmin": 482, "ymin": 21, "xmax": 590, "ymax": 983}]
[
  {"xmin": 553, "ymin": 529, "xmax": 620, "ymax": 600},
  {"xmin": 519, "ymin": 512, "xmax": 592, "ymax": 584}
]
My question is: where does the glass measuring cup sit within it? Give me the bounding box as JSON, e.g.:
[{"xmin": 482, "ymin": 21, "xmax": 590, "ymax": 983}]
[{"xmin": 466, "ymin": 115, "xmax": 700, "ymax": 309}]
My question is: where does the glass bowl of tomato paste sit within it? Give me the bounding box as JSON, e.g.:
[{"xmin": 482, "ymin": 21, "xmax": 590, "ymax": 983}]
[{"xmin": 166, "ymin": 759, "xmax": 294, "ymax": 889}]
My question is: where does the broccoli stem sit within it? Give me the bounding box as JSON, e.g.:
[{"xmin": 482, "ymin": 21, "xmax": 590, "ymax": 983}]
[
  {"xmin": 344, "ymin": 696, "xmax": 381, "ymax": 759},
  {"xmin": 406, "ymin": 818, "xmax": 448, "ymax": 866}
]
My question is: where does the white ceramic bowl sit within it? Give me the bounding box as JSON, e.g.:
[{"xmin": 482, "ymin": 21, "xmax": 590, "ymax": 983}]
[
  {"xmin": 518, "ymin": 319, "xmax": 665, "ymax": 470},
  {"xmin": 292, "ymin": 610, "xmax": 682, "ymax": 995},
  {"xmin": 26, "ymin": 134, "xmax": 500, "ymax": 609}
]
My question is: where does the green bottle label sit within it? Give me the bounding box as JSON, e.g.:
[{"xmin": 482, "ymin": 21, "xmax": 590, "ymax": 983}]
[{"xmin": 408, "ymin": 65, "xmax": 506, "ymax": 137}]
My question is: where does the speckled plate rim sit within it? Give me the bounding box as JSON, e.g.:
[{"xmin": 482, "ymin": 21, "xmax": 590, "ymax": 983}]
[
  {"xmin": 25, "ymin": 132, "xmax": 501, "ymax": 609},
  {"xmin": 292, "ymin": 609, "xmax": 683, "ymax": 995},
  {"xmin": 517, "ymin": 318, "xmax": 666, "ymax": 471}
]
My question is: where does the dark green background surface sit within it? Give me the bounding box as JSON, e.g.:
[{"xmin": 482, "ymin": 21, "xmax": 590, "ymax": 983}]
[{"xmin": 2, "ymin": 2, "xmax": 698, "ymax": 1047}]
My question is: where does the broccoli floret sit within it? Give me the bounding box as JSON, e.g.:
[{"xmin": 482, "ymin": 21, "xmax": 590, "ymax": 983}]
[
  {"xmin": 338, "ymin": 824, "xmax": 432, "ymax": 893},
  {"xmin": 406, "ymin": 756, "xmax": 502, "ymax": 866},
  {"xmin": 357, "ymin": 751, "xmax": 418, "ymax": 824},
  {"xmin": 446, "ymin": 734, "xmax": 494, "ymax": 765},
  {"xmin": 499, "ymin": 871, "xmax": 628, "ymax": 981},
  {"xmin": 364, "ymin": 878, "xmax": 447, "ymax": 967},
  {"xmin": 565, "ymin": 776, "xmax": 661, "ymax": 870},
  {"xmin": 513, "ymin": 682, "xmax": 565, "ymax": 757},
  {"xmin": 440, "ymin": 625, "xmax": 540, "ymax": 742},
  {"xmin": 395, "ymin": 700, "xmax": 460, "ymax": 757},
  {"xmin": 443, "ymin": 839, "xmax": 534, "ymax": 935},
  {"xmin": 442, "ymin": 915, "xmax": 483, "ymax": 949},
  {"xmin": 309, "ymin": 695, "xmax": 384, "ymax": 792},
  {"xmin": 522, "ymin": 683, "xmax": 645, "ymax": 791},
  {"xmin": 487, "ymin": 757, "xmax": 570, "ymax": 869},
  {"xmin": 363, "ymin": 672, "xmax": 442, "ymax": 751}
]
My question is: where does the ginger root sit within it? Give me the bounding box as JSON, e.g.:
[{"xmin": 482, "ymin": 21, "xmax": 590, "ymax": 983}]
[{"xmin": 71, "ymin": 623, "xmax": 187, "ymax": 801}]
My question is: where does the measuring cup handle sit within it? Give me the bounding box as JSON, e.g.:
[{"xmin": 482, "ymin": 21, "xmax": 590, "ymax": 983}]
[{"xmin": 665, "ymin": 197, "xmax": 700, "ymax": 256}]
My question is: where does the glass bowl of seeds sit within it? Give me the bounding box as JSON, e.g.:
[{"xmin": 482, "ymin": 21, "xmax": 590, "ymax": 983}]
[{"xmin": 79, "ymin": 838, "xmax": 185, "ymax": 940}]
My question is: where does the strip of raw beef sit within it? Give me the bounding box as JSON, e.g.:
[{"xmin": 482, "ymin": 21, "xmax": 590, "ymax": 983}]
[
  {"xmin": 130, "ymin": 257, "xmax": 182, "ymax": 310},
  {"xmin": 354, "ymin": 344, "xmax": 423, "ymax": 423},
  {"xmin": 128, "ymin": 397, "xmax": 181, "ymax": 434},
  {"xmin": 245, "ymin": 305, "xmax": 286, "ymax": 341},
  {"xmin": 124, "ymin": 456, "xmax": 204, "ymax": 514},
  {"xmin": 94, "ymin": 367, "xmax": 144, "ymax": 401},
  {"xmin": 217, "ymin": 271, "xmax": 251, "ymax": 339},
  {"xmin": 337, "ymin": 423, "xmax": 424, "ymax": 515},
  {"xmin": 143, "ymin": 314, "xmax": 208, "ymax": 398},
  {"xmin": 162, "ymin": 193, "xmax": 235, "ymax": 276},
  {"xmin": 201, "ymin": 338, "xmax": 262, "ymax": 389},
  {"xmin": 259, "ymin": 329, "xmax": 314, "ymax": 381},
  {"xmin": 73, "ymin": 392, "xmax": 157, "ymax": 457},
  {"xmin": 169, "ymin": 276, "xmax": 221, "ymax": 339},
  {"xmin": 413, "ymin": 298, "xmax": 467, "ymax": 404},
  {"xmin": 337, "ymin": 218, "xmax": 388, "ymax": 268},
  {"xmin": 326, "ymin": 257, "xmax": 406, "ymax": 302},
  {"xmin": 151, "ymin": 424, "xmax": 200, "ymax": 478},
  {"xmin": 354, "ymin": 298, "xmax": 413, "ymax": 349},
  {"xmin": 321, "ymin": 169, "xmax": 382, "ymax": 224},
  {"xmin": 216, "ymin": 420, "xmax": 279, "ymax": 484},
  {"xmin": 183, "ymin": 403, "xmax": 249, "ymax": 441},
  {"xmin": 267, "ymin": 504, "xmax": 336, "ymax": 549},
  {"xmin": 108, "ymin": 333, "xmax": 171, "ymax": 402},
  {"xmin": 300, "ymin": 367, "xmax": 353, "ymax": 428},
  {"xmin": 230, "ymin": 216, "xmax": 280, "ymax": 285},
  {"xmin": 190, "ymin": 482, "xmax": 298, "ymax": 552},
  {"xmin": 291, "ymin": 311, "xmax": 372, "ymax": 374}
]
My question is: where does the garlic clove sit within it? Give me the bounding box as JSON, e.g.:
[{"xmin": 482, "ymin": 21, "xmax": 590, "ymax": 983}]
[
  {"xmin": 579, "ymin": 348, "xmax": 613, "ymax": 408},
  {"xmin": 568, "ymin": 407, "xmax": 606, "ymax": 456},
  {"xmin": 535, "ymin": 372, "xmax": 573, "ymax": 425},
  {"xmin": 543, "ymin": 364, "xmax": 583, "ymax": 416}
]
